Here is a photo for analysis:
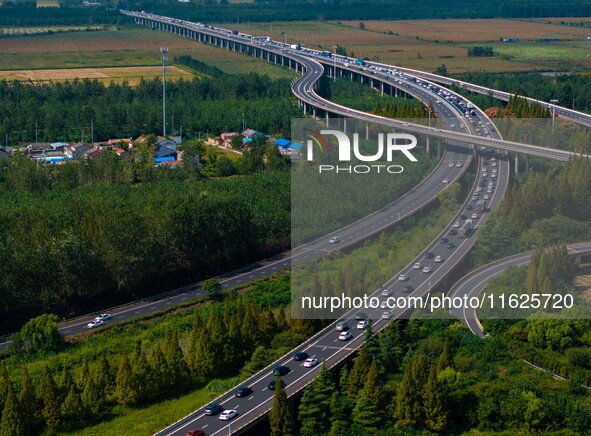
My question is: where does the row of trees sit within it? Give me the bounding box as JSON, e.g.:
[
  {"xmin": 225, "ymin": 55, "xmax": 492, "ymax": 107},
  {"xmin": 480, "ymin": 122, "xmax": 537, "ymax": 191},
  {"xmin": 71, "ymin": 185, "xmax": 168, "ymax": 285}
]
[
  {"xmin": 525, "ymin": 244, "xmax": 575, "ymax": 296},
  {"xmin": 505, "ymin": 95, "xmax": 551, "ymax": 118},
  {"xmin": 0, "ymin": 67, "xmax": 299, "ymax": 144},
  {"xmin": 287, "ymin": 319, "xmax": 591, "ymax": 434},
  {"xmin": 467, "ymin": 46, "xmax": 495, "ymax": 57}
]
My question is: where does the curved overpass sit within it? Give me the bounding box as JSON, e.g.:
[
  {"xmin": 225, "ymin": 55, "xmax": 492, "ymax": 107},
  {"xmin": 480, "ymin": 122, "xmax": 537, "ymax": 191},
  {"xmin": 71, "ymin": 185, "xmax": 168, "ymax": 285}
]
[
  {"xmin": 122, "ymin": 10, "xmax": 587, "ymax": 163},
  {"xmin": 448, "ymin": 242, "xmax": 591, "ymax": 336}
]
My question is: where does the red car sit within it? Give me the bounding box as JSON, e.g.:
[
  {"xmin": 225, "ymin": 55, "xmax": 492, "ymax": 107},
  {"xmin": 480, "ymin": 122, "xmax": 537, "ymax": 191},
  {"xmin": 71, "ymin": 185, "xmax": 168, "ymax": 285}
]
[{"xmin": 185, "ymin": 430, "xmax": 205, "ymax": 436}]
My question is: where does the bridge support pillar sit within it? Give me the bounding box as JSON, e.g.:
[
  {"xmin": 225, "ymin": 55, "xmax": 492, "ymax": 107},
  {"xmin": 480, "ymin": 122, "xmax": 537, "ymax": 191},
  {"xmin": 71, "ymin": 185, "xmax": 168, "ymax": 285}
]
[
  {"xmin": 381, "ymin": 81, "xmax": 384, "ymax": 96},
  {"xmin": 525, "ymin": 156, "xmax": 529, "ymax": 172},
  {"xmin": 437, "ymin": 142, "xmax": 441, "ymax": 160},
  {"xmin": 366, "ymin": 123, "xmax": 369, "ymax": 140},
  {"xmin": 514, "ymin": 155, "xmax": 519, "ymax": 175},
  {"xmin": 326, "ymin": 112, "xmax": 329, "ymax": 127},
  {"xmin": 343, "ymin": 118, "xmax": 347, "ymax": 133},
  {"xmin": 313, "ymin": 107, "xmax": 316, "ymax": 118},
  {"xmin": 426, "ymin": 137, "xmax": 430, "ymax": 155},
  {"xmin": 303, "ymin": 103, "xmax": 307, "ymax": 116},
  {"xmin": 575, "ymin": 255, "xmax": 582, "ymax": 264}
]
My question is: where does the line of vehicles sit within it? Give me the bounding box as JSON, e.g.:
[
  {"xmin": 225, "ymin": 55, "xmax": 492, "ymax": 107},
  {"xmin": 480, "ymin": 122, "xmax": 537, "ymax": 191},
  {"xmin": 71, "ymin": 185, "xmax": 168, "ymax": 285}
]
[{"xmin": 86, "ymin": 313, "xmax": 112, "ymax": 329}]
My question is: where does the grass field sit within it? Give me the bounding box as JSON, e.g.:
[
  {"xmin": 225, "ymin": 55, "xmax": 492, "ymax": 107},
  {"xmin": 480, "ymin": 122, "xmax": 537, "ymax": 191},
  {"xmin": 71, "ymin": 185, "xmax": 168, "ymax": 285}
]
[
  {"xmin": 0, "ymin": 65, "xmax": 192, "ymax": 84},
  {"xmin": 0, "ymin": 26, "xmax": 297, "ymax": 80}
]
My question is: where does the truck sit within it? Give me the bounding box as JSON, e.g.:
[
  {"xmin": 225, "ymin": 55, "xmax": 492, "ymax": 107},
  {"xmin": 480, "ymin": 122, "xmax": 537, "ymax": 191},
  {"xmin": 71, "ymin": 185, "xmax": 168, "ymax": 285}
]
[
  {"xmin": 355, "ymin": 59, "xmax": 366, "ymax": 66},
  {"xmin": 458, "ymin": 219, "xmax": 473, "ymax": 238},
  {"xmin": 290, "ymin": 43, "xmax": 302, "ymax": 50},
  {"xmin": 476, "ymin": 200, "xmax": 487, "ymax": 213},
  {"xmin": 321, "ymin": 51, "xmax": 332, "ymax": 57},
  {"xmin": 231, "ymin": 29, "xmax": 238, "ymax": 35}
]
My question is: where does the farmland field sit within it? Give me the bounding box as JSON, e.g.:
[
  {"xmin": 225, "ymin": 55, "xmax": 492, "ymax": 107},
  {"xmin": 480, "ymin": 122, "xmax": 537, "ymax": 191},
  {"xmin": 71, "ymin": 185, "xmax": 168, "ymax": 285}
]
[
  {"xmin": 0, "ymin": 65, "xmax": 192, "ymax": 84},
  {"xmin": 0, "ymin": 25, "xmax": 103, "ymax": 37},
  {"xmin": 345, "ymin": 19, "xmax": 591, "ymax": 42},
  {"xmin": 0, "ymin": 26, "xmax": 297, "ymax": 79}
]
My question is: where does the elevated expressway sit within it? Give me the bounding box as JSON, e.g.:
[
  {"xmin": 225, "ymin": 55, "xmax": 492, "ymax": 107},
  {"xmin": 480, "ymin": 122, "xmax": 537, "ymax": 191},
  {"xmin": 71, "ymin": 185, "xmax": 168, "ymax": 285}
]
[
  {"xmin": 123, "ymin": 10, "xmax": 589, "ymax": 163},
  {"xmin": 117, "ymin": 10, "xmax": 520, "ymax": 436}
]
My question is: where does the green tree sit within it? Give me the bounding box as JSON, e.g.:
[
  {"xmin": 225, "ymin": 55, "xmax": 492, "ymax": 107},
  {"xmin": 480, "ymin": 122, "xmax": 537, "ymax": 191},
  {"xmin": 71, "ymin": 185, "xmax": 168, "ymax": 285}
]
[
  {"xmin": 164, "ymin": 329, "xmax": 189, "ymax": 391},
  {"xmin": 81, "ymin": 377, "xmax": 103, "ymax": 416},
  {"xmin": 269, "ymin": 376, "xmax": 294, "ymax": 436},
  {"xmin": 345, "ymin": 346, "xmax": 373, "ymax": 402},
  {"xmin": 19, "ymin": 367, "xmax": 38, "ymax": 432},
  {"xmin": 41, "ymin": 370, "xmax": 60, "ymax": 427},
  {"xmin": 203, "ymin": 278, "xmax": 223, "ymax": 301},
  {"xmin": 61, "ymin": 385, "xmax": 84, "ymax": 420},
  {"xmin": 394, "ymin": 353, "xmax": 428, "ymax": 428},
  {"xmin": 0, "ymin": 381, "xmax": 26, "ymax": 436},
  {"xmin": 115, "ymin": 355, "xmax": 137, "ymax": 405},
  {"xmin": 299, "ymin": 364, "xmax": 335, "ymax": 435},
  {"xmin": 19, "ymin": 314, "xmax": 64, "ymax": 353},
  {"xmin": 423, "ymin": 365, "xmax": 447, "ymax": 431},
  {"xmin": 437, "ymin": 340, "xmax": 453, "ymax": 373},
  {"xmin": 352, "ymin": 389, "xmax": 381, "ymax": 432}
]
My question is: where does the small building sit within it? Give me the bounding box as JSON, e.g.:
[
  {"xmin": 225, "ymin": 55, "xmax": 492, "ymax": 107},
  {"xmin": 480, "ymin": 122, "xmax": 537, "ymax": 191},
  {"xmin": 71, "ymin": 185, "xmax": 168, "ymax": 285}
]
[
  {"xmin": 501, "ymin": 38, "xmax": 520, "ymax": 43},
  {"xmin": 156, "ymin": 136, "xmax": 177, "ymax": 150},
  {"xmin": 107, "ymin": 138, "xmax": 133, "ymax": 149},
  {"xmin": 86, "ymin": 147, "xmax": 104, "ymax": 160},
  {"xmin": 111, "ymin": 147, "xmax": 129, "ymax": 160},
  {"xmin": 155, "ymin": 145, "xmax": 177, "ymax": 162},
  {"xmin": 64, "ymin": 142, "xmax": 91, "ymax": 159},
  {"xmin": 275, "ymin": 138, "xmax": 291, "ymax": 148},
  {"xmin": 241, "ymin": 128, "xmax": 258, "ymax": 139},
  {"xmin": 221, "ymin": 132, "xmax": 238, "ymax": 147},
  {"xmin": 206, "ymin": 137, "xmax": 224, "ymax": 147},
  {"xmin": 27, "ymin": 142, "xmax": 53, "ymax": 155},
  {"xmin": 50, "ymin": 142, "xmax": 69, "ymax": 152}
]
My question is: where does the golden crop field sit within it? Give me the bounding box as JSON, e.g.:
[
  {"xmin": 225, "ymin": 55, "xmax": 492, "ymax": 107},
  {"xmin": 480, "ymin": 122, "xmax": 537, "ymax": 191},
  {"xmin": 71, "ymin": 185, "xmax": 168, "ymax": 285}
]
[
  {"xmin": 0, "ymin": 66, "xmax": 192, "ymax": 85},
  {"xmin": 0, "ymin": 26, "xmax": 103, "ymax": 37},
  {"xmin": 343, "ymin": 19, "xmax": 591, "ymax": 42}
]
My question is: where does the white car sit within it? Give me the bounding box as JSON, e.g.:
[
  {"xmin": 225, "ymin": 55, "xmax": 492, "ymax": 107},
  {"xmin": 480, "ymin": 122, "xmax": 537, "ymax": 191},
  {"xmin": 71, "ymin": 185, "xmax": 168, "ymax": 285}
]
[
  {"xmin": 491, "ymin": 173, "xmax": 497, "ymax": 178},
  {"xmin": 398, "ymin": 274, "xmax": 409, "ymax": 281},
  {"xmin": 482, "ymin": 172, "xmax": 488, "ymax": 177},
  {"xmin": 492, "ymin": 161, "xmax": 497, "ymax": 166},
  {"xmin": 381, "ymin": 288, "xmax": 392, "ymax": 297},
  {"xmin": 453, "ymin": 221, "xmax": 460, "ymax": 228},
  {"xmin": 487, "ymin": 189, "xmax": 493, "ymax": 194},
  {"xmin": 87, "ymin": 319, "xmax": 104, "ymax": 329},
  {"xmin": 329, "ymin": 237, "xmax": 340, "ymax": 244},
  {"xmin": 456, "ymin": 162, "xmax": 463, "ymax": 167},
  {"xmin": 382, "ymin": 310, "xmax": 393, "ymax": 319},
  {"xmin": 381, "ymin": 300, "xmax": 389, "ymax": 309},
  {"xmin": 94, "ymin": 314, "xmax": 112, "ymax": 322},
  {"xmin": 413, "ymin": 262, "xmax": 421, "ymax": 269},
  {"xmin": 471, "ymin": 213, "xmax": 478, "ymax": 219},
  {"xmin": 442, "ymin": 178, "xmax": 449, "ymax": 184},
  {"xmin": 434, "ymin": 255, "xmax": 444, "ymax": 263},
  {"xmin": 219, "ymin": 410, "xmax": 238, "ymax": 421},
  {"xmin": 339, "ymin": 331, "xmax": 353, "ymax": 341},
  {"xmin": 357, "ymin": 320, "xmax": 369, "ymax": 329},
  {"xmin": 303, "ymin": 358, "xmax": 319, "ymax": 368},
  {"xmin": 471, "ymin": 196, "xmax": 478, "ymax": 201},
  {"xmin": 422, "ymin": 266, "xmax": 432, "ymax": 273},
  {"xmin": 483, "ymin": 194, "xmax": 490, "ymax": 200},
  {"xmin": 449, "ymin": 162, "xmax": 455, "ymax": 167}
]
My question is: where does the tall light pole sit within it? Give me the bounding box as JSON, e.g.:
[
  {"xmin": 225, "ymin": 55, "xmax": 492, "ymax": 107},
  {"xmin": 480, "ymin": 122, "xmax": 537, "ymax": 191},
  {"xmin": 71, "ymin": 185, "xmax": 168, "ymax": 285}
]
[
  {"xmin": 161, "ymin": 47, "xmax": 168, "ymax": 137},
  {"xmin": 333, "ymin": 45, "xmax": 338, "ymax": 82},
  {"xmin": 550, "ymin": 99, "xmax": 558, "ymax": 129}
]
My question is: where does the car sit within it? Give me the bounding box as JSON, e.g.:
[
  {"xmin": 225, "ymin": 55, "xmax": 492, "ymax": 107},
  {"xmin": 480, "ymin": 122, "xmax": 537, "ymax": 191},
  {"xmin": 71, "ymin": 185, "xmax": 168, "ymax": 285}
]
[
  {"xmin": 382, "ymin": 310, "xmax": 393, "ymax": 319},
  {"xmin": 422, "ymin": 266, "xmax": 432, "ymax": 273},
  {"xmin": 381, "ymin": 300, "xmax": 389, "ymax": 309},
  {"xmin": 434, "ymin": 255, "xmax": 444, "ymax": 263},
  {"xmin": 87, "ymin": 319, "xmax": 104, "ymax": 329},
  {"xmin": 294, "ymin": 352, "xmax": 309, "ymax": 361},
  {"xmin": 381, "ymin": 288, "xmax": 393, "ymax": 296},
  {"xmin": 453, "ymin": 221, "xmax": 460, "ymax": 228},
  {"xmin": 413, "ymin": 262, "xmax": 421, "ymax": 269},
  {"xmin": 424, "ymin": 252, "xmax": 434, "ymax": 259},
  {"xmin": 447, "ymin": 243, "xmax": 456, "ymax": 249},
  {"xmin": 448, "ymin": 162, "xmax": 455, "ymax": 167},
  {"xmin": 273, "ymin": 365, "xmax": 290, "ymax": 376},
  {"xmin": 398, "ymin": 274, "xmax": 410, "ymax": 281},
  {"xmin": 442, "ymin": 178, "xmax": 449, "ymax": 184},
  {"xmin": 354, "ymin": 312, "xmax": 368, "ymax": 320},
  {"xmin": 185, "ymin": 430, "xmax": 206, "ymax": 436},
  {"xmin": 403, "ymin": 285, "xmax": 414, "ymax": 293},
  {"xmin": 336, "ymin": 321, "xmax": 349, "ymax": 331},
  {"xmin": 304, "ymin": 358, "xmax": 319, "ymax": 368},
  {"xmin": 440, "ymin": 237, "xmax": 448, "ymax": 244},
  {"xmin": 235, "ymin": 387, "xmax": 253, "ymax": 397},
  {"xmin": 492, "ymin": 173, "xmax": 497, "ymax": 178},
  {"xmin": 329, "ymin": 236, "xmax": 340, "ymax": 244},
  {"xmin": 219, "ymin": 410, "xmax": 238, "ymax": 421},
  {"xmin": 471, "ymin": 195, "xmax": 478, "ymax": 201},
  {"xmin": 456, "ymin": 162, "xmax": 463, "ymax": 167},
  {"xmin": 466, "ymin": 205, "xmax": 473, "ymax": 210},
  {"xmin": 267, "ymin": 380, "xmax": 282, "ymax": 390},
  {"xmin": 204, "ymin": 403, "xmax": 223, "ymax": 416},
  {"xmin": 95, "ymin": 313, "xmax": 112, "ymax": 322},
  {"xmin": 492, "ymin": 161, "xmax": 497, "ymax": 166},
  {"xmin": 339, "ymin": 331, "xmax": 353, "ymax": 341},
  {"xmin": 471, "ymin": 213, "xmax": 478, "ymax": 219},
  {"xmin": 483, "ymin": 194, "xmax": 490, "ymax": 200},
  {"xmin": 482, "ymin": 172, "xmax": 488, "ymax": 177},
  {"xmin": 448, "ymin": 229, "xmax": 458, "ymax": 236},
  {"xmin": 357, "ymin": 320, "xmax": 369, "ymax": 329}
]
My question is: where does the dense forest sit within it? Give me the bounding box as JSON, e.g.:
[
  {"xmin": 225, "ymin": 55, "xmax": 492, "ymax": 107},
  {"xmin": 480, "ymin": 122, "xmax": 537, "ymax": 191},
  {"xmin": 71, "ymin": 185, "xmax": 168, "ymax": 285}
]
[
  {"xmin": 3, "ymin": 0, "xmax": 591, "ymax": 27},
  {"xmin": 453, "ymin": 72, "xmax": 591, "ymax": 114},
  {"xmin": 285, "ymin": 318, "xmax": 591, "ymax": 434},
  {"xmin": 0, "ymin": 275, "xmax": 326, "ymax": 435},
  {"xmin": 0, "ymin": 67, "xmax": 299, "ymax": 145}
]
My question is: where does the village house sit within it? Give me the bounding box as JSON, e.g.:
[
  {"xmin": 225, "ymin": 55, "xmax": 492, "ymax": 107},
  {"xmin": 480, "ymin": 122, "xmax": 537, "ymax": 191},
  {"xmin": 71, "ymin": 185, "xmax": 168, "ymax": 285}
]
[{"xmin": 64, "ymin": 142, "xmax": 91, "ymax": 159}]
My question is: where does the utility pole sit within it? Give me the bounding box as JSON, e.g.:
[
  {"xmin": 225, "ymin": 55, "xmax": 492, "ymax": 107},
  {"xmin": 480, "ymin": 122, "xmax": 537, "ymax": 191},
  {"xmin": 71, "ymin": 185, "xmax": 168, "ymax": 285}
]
[
  {"xmin": 333, "ymin": 45, "xmax": 338, "ymax": 81},
  {"xmin": 35, "ymin": 121, "xmax": 38, "ymax": 145},
  {"xmin": 550, "ymin": 99, "xmax": 558, "ymax": 129},
  {"xmin": 161, "ymin": 47, "xmax": 168, "ymax": 137}
]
